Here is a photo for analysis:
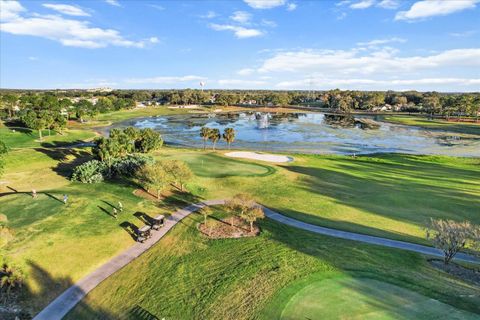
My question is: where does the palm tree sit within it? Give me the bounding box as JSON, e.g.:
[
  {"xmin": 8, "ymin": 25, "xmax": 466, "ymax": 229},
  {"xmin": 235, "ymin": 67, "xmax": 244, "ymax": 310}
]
[
  {"xmin": 200, "ymin": 127, "xmax": 211, "ymax": 150},
  {"xmin": 222, "ymin": 127, "xmax": 236, "ymax": 149},
  {"xmin": 209, "ymin": 128, "xmax": 221, "ymax": 150}
]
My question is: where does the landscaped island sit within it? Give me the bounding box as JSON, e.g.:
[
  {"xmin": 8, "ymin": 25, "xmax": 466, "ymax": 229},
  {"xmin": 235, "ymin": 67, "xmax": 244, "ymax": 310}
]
[{"xmin": 1, "ymin": 91, "xmax": 479, "ymax": 320}]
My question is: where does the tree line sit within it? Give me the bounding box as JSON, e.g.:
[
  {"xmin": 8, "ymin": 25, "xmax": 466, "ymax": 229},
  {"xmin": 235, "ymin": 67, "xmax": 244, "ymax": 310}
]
[{"xmin": 2, "ymin": 89, "xmax": 479, "ymax": 125}]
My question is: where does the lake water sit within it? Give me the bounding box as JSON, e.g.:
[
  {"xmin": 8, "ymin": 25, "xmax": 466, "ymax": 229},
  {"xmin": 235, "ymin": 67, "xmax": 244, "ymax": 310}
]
[{"xmin": 108, "ymin": 112, "xmax": 480, "ymax": 156}]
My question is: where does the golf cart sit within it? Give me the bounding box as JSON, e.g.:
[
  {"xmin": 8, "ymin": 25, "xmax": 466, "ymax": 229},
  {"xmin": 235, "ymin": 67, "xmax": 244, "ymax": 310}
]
[
  {"xmin": 136, "ymin": 225, "xmax": 152, "ymax": 243},
  {"xmin": 152, "ymin": 214, "xmax": 165, "ymax": 230}
]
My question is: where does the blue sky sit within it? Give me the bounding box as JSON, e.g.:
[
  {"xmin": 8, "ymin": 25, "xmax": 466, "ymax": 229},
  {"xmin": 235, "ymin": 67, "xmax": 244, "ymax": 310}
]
[{"xmin": 0, "ymin": 0, "xmax": 479, "ymax": 91}]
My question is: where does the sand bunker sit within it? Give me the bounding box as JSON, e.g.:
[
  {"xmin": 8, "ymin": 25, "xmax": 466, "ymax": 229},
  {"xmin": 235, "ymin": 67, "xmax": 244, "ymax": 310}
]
[{"xmin": 225, "ymin": 151, "xmax": 293, "ymax": 163}]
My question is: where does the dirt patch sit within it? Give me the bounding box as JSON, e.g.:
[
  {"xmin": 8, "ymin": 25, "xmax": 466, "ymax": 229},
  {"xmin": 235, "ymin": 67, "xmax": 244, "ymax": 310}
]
[
  {"xmin": 198, "ymin": 216, "xmax": 260, "ymax": 239},
  {"xmin": 429, "ymin": 259, "xmax": 480, "ymax": 286}
]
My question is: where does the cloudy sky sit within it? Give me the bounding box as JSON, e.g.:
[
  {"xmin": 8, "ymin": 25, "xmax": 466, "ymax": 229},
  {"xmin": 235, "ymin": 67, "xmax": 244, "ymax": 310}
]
[{"xmin": 0, "ymin": 0, "xmax": 479, "ymax": 91}]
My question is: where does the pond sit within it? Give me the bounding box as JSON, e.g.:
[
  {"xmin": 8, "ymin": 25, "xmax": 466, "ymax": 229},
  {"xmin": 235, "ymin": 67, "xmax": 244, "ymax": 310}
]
[{"xmin": 106, "ymin": 112, "xmax": 480, "ymax": 156}]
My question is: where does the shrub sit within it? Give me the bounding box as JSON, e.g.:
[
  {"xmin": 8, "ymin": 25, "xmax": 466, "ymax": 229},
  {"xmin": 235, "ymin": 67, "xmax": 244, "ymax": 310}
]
[
  {"xmin": 71, "ymin": 160, "xmax": 107, "ymax": 183},
  {"xmin": 72, "ymin": 154, "xmax": 154, "ymax": 183},
  {"xmin": 111, "ymin": 154, "xmax": 154, "ymax": 177}
]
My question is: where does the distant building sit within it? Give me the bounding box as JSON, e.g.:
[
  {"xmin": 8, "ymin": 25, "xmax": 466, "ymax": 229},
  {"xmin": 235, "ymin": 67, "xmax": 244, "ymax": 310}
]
[{"xmin": 86, "ymin": 87, "xmax": 113, "ymax": 93}]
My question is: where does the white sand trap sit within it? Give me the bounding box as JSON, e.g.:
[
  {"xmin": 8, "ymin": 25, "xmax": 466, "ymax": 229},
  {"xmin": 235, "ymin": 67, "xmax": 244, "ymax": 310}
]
[{"xmin": 225, "ymin": 151, "xmax": 293, "ymax": 163}]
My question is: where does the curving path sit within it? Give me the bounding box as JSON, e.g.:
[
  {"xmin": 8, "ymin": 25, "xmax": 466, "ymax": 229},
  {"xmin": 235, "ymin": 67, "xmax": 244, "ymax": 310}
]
[
  {"xmin": 34, "ymin": 200, "xmax": 478, "ymax": 320},
  {"xmin": 263, "ymin": 207, "xmax": 479, "ymax": 264},
  {"xmin": 33, "ymin": 199, "xmax": 225, "ymax": 320}
]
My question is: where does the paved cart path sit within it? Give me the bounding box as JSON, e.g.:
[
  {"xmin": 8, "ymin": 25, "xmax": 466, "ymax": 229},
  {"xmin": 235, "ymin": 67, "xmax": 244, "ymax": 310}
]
[
  {"xmin": 34, "ymin": 200, "xmax": 478, "ymax": 320},
  {"xmin": 33, "ymin": 199, "xmax": 225, "ymax": 320}
]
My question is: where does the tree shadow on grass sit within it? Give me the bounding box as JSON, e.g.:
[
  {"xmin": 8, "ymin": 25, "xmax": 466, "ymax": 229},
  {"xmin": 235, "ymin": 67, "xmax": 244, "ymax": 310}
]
[
  {"xmin": 33, "ymin": 146, "xmax": 92, "ymax": 178},
  {"xmin": 283, "ymin": 155, "xmax": 480, "ymax": 233},
  {"xmin": 3, "ymin": 261, "xmax": 116, "ymax": 320}
]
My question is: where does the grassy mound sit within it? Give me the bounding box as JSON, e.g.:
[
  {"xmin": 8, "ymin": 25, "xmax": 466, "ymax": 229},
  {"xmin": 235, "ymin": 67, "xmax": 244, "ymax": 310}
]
[{"xmin": 267, "ymin": 276, "xmax": 478, "ymax": 320}]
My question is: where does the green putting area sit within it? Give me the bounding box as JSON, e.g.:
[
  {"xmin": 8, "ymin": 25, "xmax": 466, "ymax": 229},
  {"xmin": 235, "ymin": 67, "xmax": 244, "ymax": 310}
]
[{"xmin": 271, "ymin": 277, "xmax": 478, "ymax": 320}]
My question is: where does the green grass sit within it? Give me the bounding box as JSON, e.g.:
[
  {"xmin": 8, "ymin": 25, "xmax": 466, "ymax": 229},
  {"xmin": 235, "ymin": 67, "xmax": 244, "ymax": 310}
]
[
  {"xmin": 266, "ymin": 276, "xmax": 478, "ymax": 320},
  {"xmin": 71, "ymin": 106, "xmax": 196, "ymax": 128},
  {"xmin": 154, "ymin": 149, "xmax": 480, "ymax": 245},
  {"xmin": 2, "ymin": 147, "xmax": 479, "ymax": 316},
  {"xmin": 0, "ymin": 125, "xmax": 96, "ymax": 149},
  {"xmin": 65, "ymin": 209, "xmax": 480, "ymax": 319},
  {"xmin": 164, "ymin": 152, "xmax": 276, "ymax": 177},
  {"xmin": 382, "ymin": 115, "xmax": 480, "ymax": 135}
]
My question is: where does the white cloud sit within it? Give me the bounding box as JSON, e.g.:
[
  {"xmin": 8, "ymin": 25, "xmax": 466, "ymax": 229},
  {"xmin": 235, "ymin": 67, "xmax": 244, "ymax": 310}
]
[
  {"xmin": 287, "ymin": 3, "xmax": 297, "ymax": 11},
  {"xmin": 276, "ymin": 77, "xmax": 480, "ymax": 90},
  {"xmin": 449, "ymin": 30, "xmax": 477, "ymax": 37},
  {"xmin": 200, "ymin": 11, "xmax": 217, "ymax": 19},
  {"xmin": 0, "ymin": 3, "xmax": 157, "ymax": 49},
  {"xmin": 244, "ymin": 0, "xmax": 286, "ymax": 9},
  {"xmin": 149, "ymin": 37, "xmax": 159, "ymax": 43},
  {"xmin": 357, "ymin": 37, "xmax": 406, "ymax": 46},
  {"xmin": 28, "ymin": 56, "xmax": 38, "ymax": 61},
  {"xmin": 377, "ymin": 0, "xmax": 399, "ymax": 9},
  {"xmin": 148, "ymin": 4, "xmax": 165, "ymax": 11},
  {"xmin": 237, "ymin": 68, "xmax": 256, "ymax": 76},
  {"xmin": 259, "ymin": 48, "xmax": 480, "ymax": 75},
  {"xmin": 261, "ymin": 19, "xmax": 277, "ymax": 27},
  {"xmin": 209, "ymin": 23, "xmax": 263, "ymax": 38},
  {"xmin": 0, "ymin": 0, "xmax": 25, "ymax": 21},
  {"xmin": 350, "ymin": 0, "xmax": 375, "ymax": 9},
  {"xmin": 42, "ymin": 4, "xmax": 90, "ymax": 17},
  {"xmin": 105, "ymin": 0, "xmax": 121, "ymax": 7},
  {"xmin": 336, "ymin": 0, "xmax": 351, "ymax": 6},
  {"xmin": 125, "ymin": 75, "xmax": 206, "ymax": 84},
  {"xmin": 217, "ymin": 79, "xmax": 267, "ymax": 87},
  {"xmin": 230, "ymin": 11, "xmax": 251, "ymax": 24},
  {"xmin": 395, "ymin": 0, "xmax": 479, "ymax": 21}
]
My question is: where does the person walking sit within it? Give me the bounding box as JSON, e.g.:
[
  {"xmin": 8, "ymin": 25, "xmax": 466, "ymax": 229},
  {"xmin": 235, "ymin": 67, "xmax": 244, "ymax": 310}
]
[
  {"xmin": 118, "ymin": 201, "xmax": 123, "ymax": 212},
  {"xmin": 63, "ymin": 194, "xmax": 68, "ymax": 204},
  {"xmin": 113, "ymin": 208, "xmax": 118, "ymax": 219},
  {"xmin": 32, "ymin": 189, "xmax": 37, "ymax": 199}
]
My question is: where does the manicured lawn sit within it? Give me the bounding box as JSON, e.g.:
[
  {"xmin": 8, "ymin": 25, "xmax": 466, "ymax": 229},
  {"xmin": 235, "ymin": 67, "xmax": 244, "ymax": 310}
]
[
  {"xmin": 0, "ymin": 125, "xmax": 96, "ymax": 149},
  {"xmin": 382, "ymin": 115, "xmax": 480, "ymax": 135},
  {"xmin": 71, "ymin": 106, "xmax": 196, "ymax": 128},
  {"xmin": 66, "ymin": 210, "xmax": 480, "ymax": 319},
  {"xmin": 267, "ymin": 276, "xmax": 478, "ymax": 320},
  {"xmin": 2, "ymin": 146, "xmax": 479, "ymax": 316},
  {"xmin": 154, "ymin": 149, "xmax": 480, "ymax": 245},
  {"xmin": 164, "ymin": 152, "xmax": 276, "ymax": 177}
]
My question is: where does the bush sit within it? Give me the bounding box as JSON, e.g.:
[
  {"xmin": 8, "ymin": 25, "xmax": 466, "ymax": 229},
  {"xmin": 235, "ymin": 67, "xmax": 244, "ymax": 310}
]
[
  {"xmin": 71, "ymin": 160, "xmax": 107, "ymax": 183},
  {"xmin": 72, "ymin": 154, "xmax": 154, "ymax": 183},
  {"xmin": 111, "ymin": 154, "xmax": 154, "ymax": 177}
]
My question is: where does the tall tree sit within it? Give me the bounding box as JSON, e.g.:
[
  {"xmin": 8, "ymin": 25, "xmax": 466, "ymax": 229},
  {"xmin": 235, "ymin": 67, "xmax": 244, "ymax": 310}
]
[
  {"xmin": 222, "ymin": 127, "xmax": 236, "ymax": 149},
  {"xmin": 209, "ymin": 128, "xmax": 221, "ymax": 150},
  {"xmin": 161, "ymin": 160, "xmax": 193, "ymax": 191},
  {"xmin": 200, "ymin": 127, "xmax": 211, "ymax": 150},
  {"xmin": 136, "ymin": 162, "xmax": 168, "ymax": 200}
]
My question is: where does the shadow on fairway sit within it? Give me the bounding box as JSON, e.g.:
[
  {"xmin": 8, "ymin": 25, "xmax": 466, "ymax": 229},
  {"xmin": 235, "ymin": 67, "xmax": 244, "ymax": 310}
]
[
  {"xmin": 4, "ymin": 262, "xmax": 116, "ymax": 320},
  {"xmin": 98, "ymin": 205, "xmax": 116, "ymax": 218},
  {"xmin": 283, "ymin": 154, "xmax": 480, "ymax": 236},
  {"xmin": 120, "ymin": 221, "xmax": 139, "ymax": 241},
  {"xmin": 134, "ymin": 211, "xmax": 154, "ymax": 226}
]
